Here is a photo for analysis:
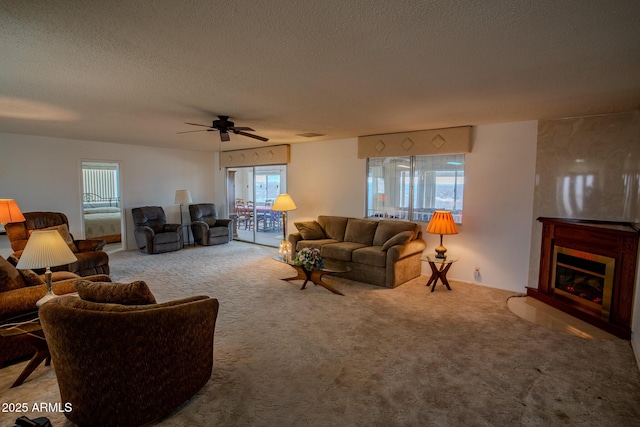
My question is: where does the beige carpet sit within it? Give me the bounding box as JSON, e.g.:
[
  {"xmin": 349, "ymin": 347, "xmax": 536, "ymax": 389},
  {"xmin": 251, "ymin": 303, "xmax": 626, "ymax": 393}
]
[{"xmin": 1, "ymin": 241, "xmax": 639, "ymax": 426}]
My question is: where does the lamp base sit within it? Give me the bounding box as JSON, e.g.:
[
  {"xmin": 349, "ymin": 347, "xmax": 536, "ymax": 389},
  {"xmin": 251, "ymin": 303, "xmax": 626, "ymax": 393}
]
[
  {"xmin": 434, "ymin": 244, "xmax": 447, "ymax": 259},
  {"xmin": 36, "ymin": 269, "xmax": 57, "ymax": 307},
  {"xmin": 36, "ymin": 290, "xmax": 57, "ymax": 307},
  {"xmin": 279, "ymin": 239, "xmax": 292, "ymax": 262}
]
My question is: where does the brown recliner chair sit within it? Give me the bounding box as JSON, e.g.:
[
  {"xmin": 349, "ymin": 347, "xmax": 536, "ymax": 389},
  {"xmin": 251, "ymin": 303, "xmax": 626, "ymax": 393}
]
[
  {"xmin": 189, "ymin": 203, "xmax": 233, "ymax": 246},
  {"xmin": 132, "ymin": 206, "xmax": 184, "ymax": 254},
  {"xmin": 5, "ymin": 211, "xmax": 110, "ymax": 276},
  {"xmin": 40, "ymin": 291, "xmax": 219, "ymax": 427}
]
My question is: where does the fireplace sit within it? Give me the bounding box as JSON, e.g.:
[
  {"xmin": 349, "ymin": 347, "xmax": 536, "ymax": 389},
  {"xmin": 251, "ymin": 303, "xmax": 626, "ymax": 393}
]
[
  {"xmin": 529, "ymin": 218, "xmax": 639, "ymax": 339},
  {"xmin": 551, "ymin": 246, "xmax": 615, "ymax": 317}
]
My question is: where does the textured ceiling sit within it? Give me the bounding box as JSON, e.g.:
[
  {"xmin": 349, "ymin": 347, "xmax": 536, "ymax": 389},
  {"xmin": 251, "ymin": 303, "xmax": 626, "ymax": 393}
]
[{"xmin": 1, "ymin": 0, "xmax": 639, "ymax": 152}]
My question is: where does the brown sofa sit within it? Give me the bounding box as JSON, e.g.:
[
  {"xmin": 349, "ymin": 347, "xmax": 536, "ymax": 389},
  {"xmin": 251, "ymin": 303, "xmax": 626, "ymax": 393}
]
[
  {"xmin": 0, "ymin": 255, "xmax": 110, "ymax": 367},
  {"xmin": 5, "ymin": 211, "xmax": 110, "ymax": 276},
  {"xmin": 39, "ymin": 285, "xmax": 219, "ymax": 427},
  {"xmin": 289, "ymin": 215, "xmax": 426, "ymax": 288}
]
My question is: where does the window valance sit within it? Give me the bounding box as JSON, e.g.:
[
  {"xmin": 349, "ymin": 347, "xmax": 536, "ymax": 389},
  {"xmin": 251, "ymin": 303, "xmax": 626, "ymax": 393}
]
[
  {"xmin": 220, "ymin": 144, "xmax": 290, "ymax": 167},
  {"xmin": 358, "ymin": 126, "xmax": 472, "ymax": 159}
]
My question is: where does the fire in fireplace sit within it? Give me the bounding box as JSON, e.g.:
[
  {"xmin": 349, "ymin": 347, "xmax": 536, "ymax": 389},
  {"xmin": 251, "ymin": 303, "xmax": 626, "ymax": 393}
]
[{"xmin": 551, "ymin": 246, "xmax": 615, "ymax": 318}]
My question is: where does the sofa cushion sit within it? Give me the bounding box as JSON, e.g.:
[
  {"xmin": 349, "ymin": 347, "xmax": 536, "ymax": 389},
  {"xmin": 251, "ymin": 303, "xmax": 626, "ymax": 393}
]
[
  {"xmin": 344, "ymin": 218, "xmax": 378, "ymax": 246},
  {"xmin": 373, "ymin": 220, "xmax": 419, "ymax": 246},
  {"xmin": 0, "ymin": 255, "xmax": 26, "ymax": 292},
  {"xmin": 352, "ymin": 246, "xmax": 387, "ymax": 268},
  {"xmin": 296, "ymin": 239, "xmax": 339, "ymax": 252},
  {"xmin": 75, "ymin": 280, "xmax": 157, "ymax": 305},
  {"xmin": 294, "ymin": 221, "xmax": 326, "ymax": 240},
  {"xmin": 321, "ymin": 242, "xmax": 367, "ymax": 262},
  {"xmin": 19, "ymin": 269, "xmax": 45, "ymax": 286},
  {"xmin": 382, "ymin": 230, "xmax": 414, "ymax": 251},
  {"xmin": 317, "ymin": 216, "xmax": 349, "ymax": 241},
  {"xmin": 35, "ymin": 224, "xmax": 79, "ymax": 253}
]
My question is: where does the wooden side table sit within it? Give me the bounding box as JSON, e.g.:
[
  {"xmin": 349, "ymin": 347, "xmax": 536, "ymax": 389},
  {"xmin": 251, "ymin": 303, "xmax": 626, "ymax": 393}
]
[
  {"xmin": 422, "ymin": 256, "xmax": 458, "ymax": 292},
  {"xmin": 0, "ymin": 315, "xmax": 50, "ymax": 387}
]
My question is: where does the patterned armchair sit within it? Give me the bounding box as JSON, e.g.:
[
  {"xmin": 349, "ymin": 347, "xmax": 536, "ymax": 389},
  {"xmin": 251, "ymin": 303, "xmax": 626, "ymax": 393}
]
[
  {"xmin": 189, "ymin": 203, "xmax": 233, "ymax": 246},
  {"xmin": 4, "ymin": 211, "xmax": 109, "ymax": 276},
  {"xmin": 39, "ymin": 286, "xmax": 219, "ymax": 427},
  {"xmin": 131, "ymin": 206, "xmax": 184, "ymax": 254},
  {"xmin": 0, "ymin": 255, "xmax": 110, "ymax": 367}
]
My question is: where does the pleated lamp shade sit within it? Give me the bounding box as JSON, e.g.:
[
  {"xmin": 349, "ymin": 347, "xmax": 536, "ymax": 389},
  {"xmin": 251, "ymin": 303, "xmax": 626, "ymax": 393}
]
[
  {"xmin": 0, "ymin": 199, "xmax": 25, "ymax": 224},
  {"xmin": 271, "ymin": 194, "xmax": 297, "ymax": 212},
  {"xmin": 16, "ymin": 230, "xmax": 77, "ymax": 270},
  {"xmin": 425, "ymin": 211, "xmax": 458, "ymax": 235}
]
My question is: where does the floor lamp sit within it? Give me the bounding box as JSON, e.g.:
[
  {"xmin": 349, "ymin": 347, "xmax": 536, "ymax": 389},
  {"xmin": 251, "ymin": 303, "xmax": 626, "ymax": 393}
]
[
  {"xmin": 175, "ymin": 189, "xmax": 192, "ymax": 245},
  {"xmin": 271, "ymin": 194, "xmax": 297, "ymax": 261}
]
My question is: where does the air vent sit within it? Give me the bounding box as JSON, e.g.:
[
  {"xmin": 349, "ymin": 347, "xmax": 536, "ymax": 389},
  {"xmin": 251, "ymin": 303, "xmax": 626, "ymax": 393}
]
[{"xmin": 296, "ymin": 132, "xmax": 325, "ymax": 138}]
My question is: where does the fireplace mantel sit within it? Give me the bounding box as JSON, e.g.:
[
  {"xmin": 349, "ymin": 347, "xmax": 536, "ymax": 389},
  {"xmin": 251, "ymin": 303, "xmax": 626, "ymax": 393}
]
[{"xmin": 528, "ymin": 217, "xmax": 639, "ymax": 339}]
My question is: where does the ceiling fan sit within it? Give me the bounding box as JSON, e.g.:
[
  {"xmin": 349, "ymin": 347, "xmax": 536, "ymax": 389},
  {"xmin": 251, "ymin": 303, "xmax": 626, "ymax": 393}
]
[{"xmin": 177, "ymin": 115, "xmax": 269, "ymax": 142}]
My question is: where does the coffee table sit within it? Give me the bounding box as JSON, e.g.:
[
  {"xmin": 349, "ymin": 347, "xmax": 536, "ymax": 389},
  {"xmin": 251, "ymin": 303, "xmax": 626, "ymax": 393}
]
[
  {"xmin": 0, "ymin": 312, "xmax": 50, "ymax": 387},
  {"xmin": 273, "ymin": 255, "xmax": 350, "ymax": 296}
]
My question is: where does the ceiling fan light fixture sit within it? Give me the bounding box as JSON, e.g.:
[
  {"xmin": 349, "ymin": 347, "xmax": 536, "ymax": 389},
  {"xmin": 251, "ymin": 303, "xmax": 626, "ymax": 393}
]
[{"xmin": 178, "ymin": 115, "xmax": 268, "ymax": 142}]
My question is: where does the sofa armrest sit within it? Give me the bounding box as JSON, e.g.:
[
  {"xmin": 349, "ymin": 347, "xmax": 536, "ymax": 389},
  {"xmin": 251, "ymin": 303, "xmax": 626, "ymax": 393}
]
[
  {"xmin": 163, "ymin": 224, "xmax": 182, "ymax": 232},
  {"xmin": 288, "ymin": 232, "xmax": 302, "ymax": 253},
  {"xmin": 191, "ymin": 220, "xmax": 210, "ymax": 230},
  {"xmin": 0, "ymin": 275, "xmax": 110, "ymax": 320},
  {"xmin": 76, "ymin": 239, "xmax": 107, "ymax": 252},
  {"xmin": 135, "ymin": 226, "xmax": 155, "ymax": 237},
  {"xmin": 387, "ymin": 238, "xmax": 427, "ymax": 261},
  {"xmin": 215, "ymin": 219, "xmax": 233, "ymax": 228}
]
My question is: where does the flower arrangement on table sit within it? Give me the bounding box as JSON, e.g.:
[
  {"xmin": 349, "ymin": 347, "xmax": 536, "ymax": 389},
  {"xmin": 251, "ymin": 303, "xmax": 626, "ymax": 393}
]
[{"xmin": 294, "ymin": 247, "xmax": 324, "ymax": 270}]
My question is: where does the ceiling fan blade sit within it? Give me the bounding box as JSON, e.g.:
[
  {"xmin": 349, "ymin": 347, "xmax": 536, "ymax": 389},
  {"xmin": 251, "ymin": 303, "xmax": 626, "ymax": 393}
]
[
  {"xmin": 229, "ymin": 126, "xmax": 255, "ymax": 132},
  {"xmin": 184, "ymin": 122, "xmax": 212, "ymax": 128},
  {"xmin": 177, "ymin": 129, "xmax": 209, "ymax": 134},
  {"xmin": 233, "ymin": 130, "xmax": 269, "ymax": 142},
  {"xmin": 220, "ymin": 131, "xmax": 231, "ymax": 142}
]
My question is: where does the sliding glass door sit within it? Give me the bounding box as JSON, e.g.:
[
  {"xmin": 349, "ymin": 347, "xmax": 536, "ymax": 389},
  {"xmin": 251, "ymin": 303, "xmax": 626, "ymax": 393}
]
[{"xmin": 227, "ymin": 164, "xmax": 287, "ymax": 246}]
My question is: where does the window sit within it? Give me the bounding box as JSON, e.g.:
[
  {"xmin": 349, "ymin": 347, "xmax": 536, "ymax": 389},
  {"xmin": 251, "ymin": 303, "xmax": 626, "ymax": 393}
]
[
  {"xmin": 366, "ymin": 154, "xmax": 464, "ymax": 222},
  {"xmin": 82, "ymin": 162, "xmax": 120, "ymax": 208}
]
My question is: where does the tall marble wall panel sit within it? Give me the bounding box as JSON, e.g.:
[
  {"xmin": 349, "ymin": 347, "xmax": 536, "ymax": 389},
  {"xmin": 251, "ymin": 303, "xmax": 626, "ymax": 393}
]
[{"xmin": 527, "ymin": 111, "xmax": 640, "ymax": 289}]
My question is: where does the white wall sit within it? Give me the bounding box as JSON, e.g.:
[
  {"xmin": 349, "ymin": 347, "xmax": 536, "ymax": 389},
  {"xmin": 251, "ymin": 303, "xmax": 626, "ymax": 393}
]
[
  {"xmin": 0, "ymin": 133, "xmax": 215, "ymax": 255},
  {"xmin": 285, "ymin": 123, "xmax": 538, "ymax": 293},
  {"xmin": 455, "ymin": 121, "xmax": 538, "ymax": 291},
  {"xmin": 288, "ymin": 138, "xmax": 366, "ymax": 223}
]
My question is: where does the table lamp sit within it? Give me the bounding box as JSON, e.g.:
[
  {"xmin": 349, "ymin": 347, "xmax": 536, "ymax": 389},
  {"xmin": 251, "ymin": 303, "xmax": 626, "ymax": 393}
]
[
  {"xmin": 272, "ymin": 194, "xmax": 297, "ymax": 261},
  {"xmin": 0, "ymin": 199, "xmax": 25, "ymax": 224},
  {"xmin": 425, "ymin": 210, "xmax": 458, "ymax": 259},
  {"xmin": 16, "ymin": 230, "xmax": 78, "ymax": 306}
]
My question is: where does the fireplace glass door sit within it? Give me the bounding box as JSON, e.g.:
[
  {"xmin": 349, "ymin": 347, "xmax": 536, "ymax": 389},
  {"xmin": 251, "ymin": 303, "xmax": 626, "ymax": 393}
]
[{"xmin": 551, "ymin": 246, "xmax": 615, "ymax": 318}]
